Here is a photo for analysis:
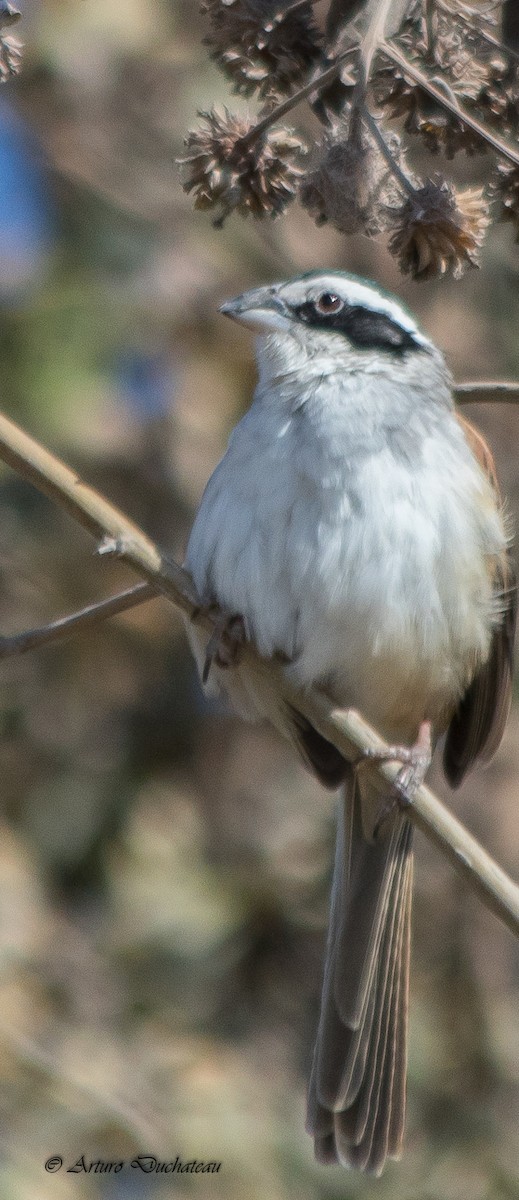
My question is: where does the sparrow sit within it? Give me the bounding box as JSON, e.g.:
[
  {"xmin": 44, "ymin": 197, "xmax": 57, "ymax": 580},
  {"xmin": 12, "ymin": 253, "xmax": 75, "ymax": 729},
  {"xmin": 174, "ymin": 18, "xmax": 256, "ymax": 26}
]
[{"xmin": 183, "ymin": 271, "xmax": 516, "ymax": 1174}]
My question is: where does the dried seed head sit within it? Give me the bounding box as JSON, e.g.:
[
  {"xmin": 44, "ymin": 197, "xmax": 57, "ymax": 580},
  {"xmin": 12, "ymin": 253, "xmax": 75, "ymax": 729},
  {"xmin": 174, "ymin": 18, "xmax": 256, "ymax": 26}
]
[
  {"xmin": 418, "ymin": 110, "xmax": 483, "ymax": 159},
  {"xmin": 201, "ymin": 0, "xmax": 321, "ymax": 98},
  {"xmin": 444, "ymin": 43, "xmax": 490, "ymax": 102},
  {"xmin": 309, "ymin": 64, "xmax": 354, "ymax": 126},
  {"xmin": 180, "ymin": 107, "xmax": 306, "ymax": 225},
  {"xmin": 0, "ymin": 3, "xmax": 20, "ymax": 30},
  {"xmin": 376, "ymin": 5, "xmax": 519, "ymax": 153},
  {"xmin": 299, "ymin": 132, "xmax": 367, "ymax": 235},
  {"xmin": 443, "ymin": 36, "xmax": 519, "ymax": 136},
  {"xmin": 387, "ymin": 179, "xmax": 490, "ymax": 280},
  {"xmin": 495, "ymin": 162, "xmax": 519, "ymax": 239},
  {"xmin": 398, "ymin": 6, "xmax": 490, "ymax": 88},
  {"xmin": 374, "ymin": 66, "xmax": 484, "ymax": 157},
  {"xmin": 0, "ymin": 32, "xmax": 21, "ymax": 81},
  {"xmin": 476, "ymin": 55, "xmax": 519, "ymax": 133},
  {"xmin": 300, "ymin": 124, "xmax": 408, "ymax": 237}
]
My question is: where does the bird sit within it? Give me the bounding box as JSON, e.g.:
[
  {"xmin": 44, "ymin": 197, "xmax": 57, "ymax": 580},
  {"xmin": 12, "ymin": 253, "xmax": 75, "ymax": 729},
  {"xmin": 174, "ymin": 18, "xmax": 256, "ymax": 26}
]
[{"xmin": 183, "ymin": 270, "xmax": 516, "ymax": 1175}]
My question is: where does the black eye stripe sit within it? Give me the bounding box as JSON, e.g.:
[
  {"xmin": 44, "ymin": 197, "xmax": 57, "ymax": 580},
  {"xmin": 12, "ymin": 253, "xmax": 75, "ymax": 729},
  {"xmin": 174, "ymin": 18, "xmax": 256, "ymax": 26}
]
[{"xmin": 295, "ymin": 300, "xmax": 419, "ymax": 353}]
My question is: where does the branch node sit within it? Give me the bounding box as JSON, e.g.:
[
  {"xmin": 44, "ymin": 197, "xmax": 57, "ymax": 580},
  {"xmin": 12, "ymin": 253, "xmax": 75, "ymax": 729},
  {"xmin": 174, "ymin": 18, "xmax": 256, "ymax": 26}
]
[{"xmin": 96, "ymin": 534, "xmax": 126, "ymax": 558}]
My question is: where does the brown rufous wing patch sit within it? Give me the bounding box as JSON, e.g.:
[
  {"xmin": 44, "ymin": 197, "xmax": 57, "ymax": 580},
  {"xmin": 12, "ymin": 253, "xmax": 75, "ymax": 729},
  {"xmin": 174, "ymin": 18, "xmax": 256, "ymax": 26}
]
[{"xmin": 444, "ymin": 413, "xmax": 517, "ymax": 787}]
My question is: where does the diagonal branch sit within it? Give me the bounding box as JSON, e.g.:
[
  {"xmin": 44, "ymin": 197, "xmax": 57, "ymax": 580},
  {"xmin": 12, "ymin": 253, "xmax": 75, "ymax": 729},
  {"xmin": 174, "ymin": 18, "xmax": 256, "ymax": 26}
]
[
  {"xmin": 0, "ymin": 409, "xmax": 516, "ymax": 935},
  {"xmin": 3, "ymin": 378, "xmax": 516, "ymax": 658},
  {"xmin": 360, "ymin": 102, "xmax": 417, "ymax": 195},
  {"xmin": 383, "ymin": 41, "xmax": 519, "ymax": 168},
  {"xmin": 241, "ymin": 50, "xmax": 356, "ymax": 145},
  {"xmin": 235, "ymin": 9, "xmax": 519, "ymax": 176},
  {"xmin": 0, "ymin": 411, "xmax": 201, "ymax": 619},
  {"xmin": 0, "ymin": 581, "xmax": 156, "ymax": 658}
]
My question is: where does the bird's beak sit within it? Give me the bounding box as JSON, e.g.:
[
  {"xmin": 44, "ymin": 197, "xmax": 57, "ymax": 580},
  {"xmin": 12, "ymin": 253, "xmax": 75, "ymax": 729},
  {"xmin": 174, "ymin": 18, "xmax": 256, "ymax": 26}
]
[{"xmin": 219, "ymin": 286, "xmax": 291, "ymax": 333}]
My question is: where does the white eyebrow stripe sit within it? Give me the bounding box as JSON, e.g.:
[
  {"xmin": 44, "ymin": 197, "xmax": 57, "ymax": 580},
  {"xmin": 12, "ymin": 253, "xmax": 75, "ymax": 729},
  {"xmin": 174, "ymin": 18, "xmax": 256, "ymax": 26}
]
[{"xmin": 306, "ymin": 276, "xmax": 428, "ymax": 342}]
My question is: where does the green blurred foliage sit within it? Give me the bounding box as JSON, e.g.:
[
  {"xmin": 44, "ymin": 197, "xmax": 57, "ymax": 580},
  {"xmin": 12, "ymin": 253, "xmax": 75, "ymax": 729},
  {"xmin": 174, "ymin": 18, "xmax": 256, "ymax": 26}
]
[{"xmin": 0, "ymin": 3, "xmax": 516, "ymax": 1198}]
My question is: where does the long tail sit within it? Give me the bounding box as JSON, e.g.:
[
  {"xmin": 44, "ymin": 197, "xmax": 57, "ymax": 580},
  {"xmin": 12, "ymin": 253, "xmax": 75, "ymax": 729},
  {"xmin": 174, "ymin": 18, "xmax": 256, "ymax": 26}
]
[{"xmin": 306, "ymin": 771, "xmax": 413, "ymax": 1175}]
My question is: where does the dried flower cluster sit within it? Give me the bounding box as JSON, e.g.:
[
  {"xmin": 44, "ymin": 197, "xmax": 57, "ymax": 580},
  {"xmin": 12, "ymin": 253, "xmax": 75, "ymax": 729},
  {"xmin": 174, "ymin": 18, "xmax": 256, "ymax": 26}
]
[
  {"xmin": 300, "ymin": 135, "xmax": 368, "ymax": 235},
  {"xmin": 0, "ymin": 1, "xmax": 20, "ymax": 27},
  {"xmin": 181, "ymin": 0, "xmax": 519, "ymax": 281},
  {"xmin": 0, "ymin": 34, "xmax": 21, "ymax": 80},
  {"xmin": 387, "ymin": 181, "xmax": 490, "ymax": 280},
  {"xmin": 477, "ymin": 53, "xmax": 519, "ymax": 134},
  {"xmin": 300, "ymin": 124, "xmax": 408, "ymax": 237},
  {"xmin": 180, "ymin": 107, "xmax": 306, "ymax": 226},
  {"xmin": 374, "ymin": 67, "xmax": 484, "ymax": 158},
  {"xmin": 0, "ymin": 0, "xmax": 21, "ymax": 81},
  {"xmin": 496, "ymin": 162, "xmax": 519, "ymax": 239},
  {"xmin": 375, "ymin": 9, "xmax": 519, "ymax": 155},
  {"xmin": 201, "ymin": 0, "xmax": 321, "ymax": 98}
]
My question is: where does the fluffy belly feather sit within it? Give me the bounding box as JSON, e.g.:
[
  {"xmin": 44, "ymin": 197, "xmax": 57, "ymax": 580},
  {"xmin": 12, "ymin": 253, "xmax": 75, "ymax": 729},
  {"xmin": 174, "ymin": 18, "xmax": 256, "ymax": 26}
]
[{"xmin": 186, "ymin": 417, "xmax": 505, "ymax": 745}]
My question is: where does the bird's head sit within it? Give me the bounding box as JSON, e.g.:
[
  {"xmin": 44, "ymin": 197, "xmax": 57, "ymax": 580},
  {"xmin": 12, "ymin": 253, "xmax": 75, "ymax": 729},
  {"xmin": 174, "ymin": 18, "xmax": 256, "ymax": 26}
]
[{"xmin": 219, "ymin": 270, "xmax": 440, "ymax": 387}]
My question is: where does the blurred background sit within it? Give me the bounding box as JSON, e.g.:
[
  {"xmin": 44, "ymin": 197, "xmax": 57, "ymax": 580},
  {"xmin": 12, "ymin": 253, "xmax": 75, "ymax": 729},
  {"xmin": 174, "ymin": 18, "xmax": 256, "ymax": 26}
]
[{"xmin": 0, "ymin": 2, "xmax": 517, "ymax": 1198}]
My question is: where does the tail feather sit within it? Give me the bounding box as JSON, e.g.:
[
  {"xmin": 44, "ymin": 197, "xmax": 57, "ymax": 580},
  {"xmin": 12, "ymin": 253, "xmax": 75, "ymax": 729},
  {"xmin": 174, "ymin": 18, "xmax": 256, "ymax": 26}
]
[
  {"xmin": 307, "ymin": 773, "xmax": 413, "ymax": 1175},
  {"xmin": 341, "ymin": 843, "xmax": 412, "ymax": 1172}
]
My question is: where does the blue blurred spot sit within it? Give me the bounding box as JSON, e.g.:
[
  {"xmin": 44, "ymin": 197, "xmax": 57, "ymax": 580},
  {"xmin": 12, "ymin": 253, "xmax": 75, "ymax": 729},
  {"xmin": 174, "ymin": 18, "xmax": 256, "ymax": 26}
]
[
  {"xmin": 0, "ymin": 97, "xmax": 55, "ymax": 298},
  {"xmin": 115, "ymin": 349, "xmax": 176, "ymax": 423}
]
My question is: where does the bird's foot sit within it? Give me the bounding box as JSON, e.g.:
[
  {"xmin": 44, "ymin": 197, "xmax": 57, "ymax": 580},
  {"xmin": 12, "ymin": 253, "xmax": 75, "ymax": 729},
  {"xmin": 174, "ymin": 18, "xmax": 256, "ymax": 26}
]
[
  {"xmin": 202, "ymin": 610, "xmax": 248, "ymax": 683},
  {"xmin": 356, "ymin": 720, "xmax": 432, "ymax": 838}
]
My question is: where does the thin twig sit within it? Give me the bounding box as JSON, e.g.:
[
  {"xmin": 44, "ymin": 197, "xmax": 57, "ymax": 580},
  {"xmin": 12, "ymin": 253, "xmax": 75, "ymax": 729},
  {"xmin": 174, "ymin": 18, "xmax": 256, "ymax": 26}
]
[
  {"xmin": 455, "ymin": 381, "xmax": 519, "ymax": 405},
  {"xmin": 383, "ymin": 41, "xmax": 519, "ymax": 167},
  {"xmin": 0, "ymin": 1020, "xmax": 163, "ymax": 1149},
  {"xmin": 242, "ymin": 49, "xmax": 356, "ymax": 145},
  {"xmin": 0, "ymin": 410, "xmax": 516, "ymax": 936},
  {"xmin": 0, "ymin": 411, "xmax": 201, "ymax": 619},
  {"xmin": 287, "ymin": 697, "xmax": 519, "ymax": 938},
  {"xmin": 361, "ymin": 102, "xmax": 417, "ymax": 195},
  {"xmin": 352, "ymin": 1, "xmax": 409, "ymax": 134},
  {"xmin": 0, "ymin": 581, "xmax": 156, "ymax": 658},
  {"xmin": 6, "ymin": 379, "xmax": 517, "ymax": 655},
  {"xmin": 359, "ymin": 0, "xmax": 397, "ymax": 79},
  {"xmin": 424, "ymin": 0, "xmax": 436, "ymax": 61}
]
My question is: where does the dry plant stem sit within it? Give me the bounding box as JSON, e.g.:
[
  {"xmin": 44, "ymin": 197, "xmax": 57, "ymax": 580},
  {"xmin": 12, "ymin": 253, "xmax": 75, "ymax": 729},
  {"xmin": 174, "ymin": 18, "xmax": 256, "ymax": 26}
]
[
  {"xmin": 349, "ymin": 1, "xmax": 406, "ymax": 135},
  {"xmin": 424, "ymin": 0, "xmax": 436, "ymax": 60},
  {"xmin": 360, "ymin": 103, "xmax": 416, "ymax": 195},
  {"xmin": 455, "ymin": 381, "xmax": 519, "ymax": 405},
  {"xmin": 0, "ymin": 411, "xmax": 517, "ymax": 936},
  {"xmin": 294, "ymin": 696, "xmax": 519, "ymax": 938},
  {"xmin": 0, "ymin": 581, "xmax": 156, "ymax": 658},
  {"xmin": 0, "ymin": 411, "xmax": 201, "ymax": 619},
  {"xmin": 241, "ymin": 50, "xmax": 356, "ymax": 145},
  {"xmin": 241, "ymin": 22, "xmax": 519, "ymax": 168},
  {"xmin": 384, "ymin": 41, "xmax": 519, "ymax": 168},
  {"xmin": 5, "ymin": 380, "xmax": 516, "ymax": 656},
  {"xmin": 359, "ymin": 0, "xmax": 398, "ymax": 78},
  {"xmin": 0, "ymin": 1020, "xmax": 163, "ymax": 1149}
]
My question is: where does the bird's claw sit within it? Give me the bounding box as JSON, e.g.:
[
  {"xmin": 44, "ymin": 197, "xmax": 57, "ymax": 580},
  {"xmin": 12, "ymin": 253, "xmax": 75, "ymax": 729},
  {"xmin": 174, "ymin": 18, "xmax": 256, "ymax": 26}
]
[
  {"xmin": 354, "ymin": 721, "xmax": 432, "ymax": 838},
  {"xmin": 202, "ymin": 611, "xmax": 248, "ymax": 684}
]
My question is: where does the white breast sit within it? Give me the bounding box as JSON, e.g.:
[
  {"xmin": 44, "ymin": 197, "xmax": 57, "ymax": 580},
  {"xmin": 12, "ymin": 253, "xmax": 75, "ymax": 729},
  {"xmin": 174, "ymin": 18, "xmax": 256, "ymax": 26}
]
[{"xmin": 185, "ymin": 373, "xmax": 506, "ymax": 743}]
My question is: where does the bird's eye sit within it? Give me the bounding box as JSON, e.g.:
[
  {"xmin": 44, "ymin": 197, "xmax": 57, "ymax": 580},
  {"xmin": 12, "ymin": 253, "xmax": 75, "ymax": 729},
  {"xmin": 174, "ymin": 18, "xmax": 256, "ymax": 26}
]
[{"xmin": 315, "ymin": 292, "xmax": 343, "ymax": 315}]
